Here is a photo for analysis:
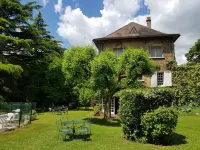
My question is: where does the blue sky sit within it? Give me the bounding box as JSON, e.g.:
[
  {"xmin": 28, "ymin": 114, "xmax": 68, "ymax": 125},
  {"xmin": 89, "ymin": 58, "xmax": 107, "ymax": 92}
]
[
  {"xmin": 23, "ymin": 0, "xmax": 149, "ymax": 48},
  {"xmin": 21, "ymin": 0, "xmax": 200, "ymax": 64}
]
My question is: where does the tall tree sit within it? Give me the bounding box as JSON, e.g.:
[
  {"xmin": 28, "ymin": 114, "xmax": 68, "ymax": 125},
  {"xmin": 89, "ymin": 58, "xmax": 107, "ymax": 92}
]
[
  {"xmin": 0, "ymin": 0, "xmax": 40, "ymax": 101},
  {"xmin": 90, "ymin": 49, "xmax": 157, "ymax": 120},
  {"xmin": 90, "ymin": 51, "xmax": 118, "ymax": 120},
  {"xmin": 0, "ymin": 0, "xmax": 65, "ymax": 104},
  {"xmin": 185, "ymin": 39, "xmax": 200, "ymax": 63},
  {"xmin": 62, "ymin": 45, "xmax": 96, "ymax": 106}
]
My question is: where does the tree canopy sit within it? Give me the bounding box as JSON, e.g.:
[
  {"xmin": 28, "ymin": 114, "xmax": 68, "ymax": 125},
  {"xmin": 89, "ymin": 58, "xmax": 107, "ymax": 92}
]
[
  {"xmin": 0, "ymin": 0, "xmax": 65, "ymax": 105},
  {"xmin": 185, "ymin": 39, "xmax": 200, "ymax": 63},
  {"xmin": 90, "ymin": 49, "xmax": 157, "ymax": 120}
]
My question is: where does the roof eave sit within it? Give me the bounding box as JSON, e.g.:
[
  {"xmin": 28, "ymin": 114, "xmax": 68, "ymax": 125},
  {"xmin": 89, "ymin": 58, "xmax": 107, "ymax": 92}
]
[{"xmin": 93, "ymin": 34, "xmax": 181, "ymax": 43}]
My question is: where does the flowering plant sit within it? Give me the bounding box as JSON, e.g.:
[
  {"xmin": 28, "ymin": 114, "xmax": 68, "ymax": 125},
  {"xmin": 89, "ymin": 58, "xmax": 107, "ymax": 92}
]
[{"xmin": 32, "ymin": 110, "xmax": 37, "ymax": 115}]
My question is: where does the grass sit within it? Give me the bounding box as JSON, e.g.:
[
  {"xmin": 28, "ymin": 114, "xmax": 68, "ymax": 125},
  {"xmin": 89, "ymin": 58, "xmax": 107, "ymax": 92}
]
[{"xmin": 0, "ymin": 109, "xmax": 200, "ymax": 150}]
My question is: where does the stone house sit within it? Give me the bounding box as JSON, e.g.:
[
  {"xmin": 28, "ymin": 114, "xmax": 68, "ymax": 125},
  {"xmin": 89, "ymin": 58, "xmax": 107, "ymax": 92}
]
[{"xmin": 93, "ymin": 17, "xmax": 180, "ymax": 115}]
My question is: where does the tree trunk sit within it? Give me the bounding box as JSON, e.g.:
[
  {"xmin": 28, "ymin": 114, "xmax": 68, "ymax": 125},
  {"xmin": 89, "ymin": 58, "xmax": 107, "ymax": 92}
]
[{"xmin": 104, "ymin": 96, "xmax": 111, "ymax": 121}]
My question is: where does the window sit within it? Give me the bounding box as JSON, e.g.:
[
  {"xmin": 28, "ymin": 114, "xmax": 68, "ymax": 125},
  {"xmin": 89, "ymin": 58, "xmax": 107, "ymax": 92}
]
[
  {"xmin": 149, "ymin": 46, "xmax": 163, "ymax": 58},
  {"xmin": 138, "ymin": 75, "xmax": 144, "ymax": 81},
  {"xmin": 157, "ymin": 72, "xmax": 164, "ymax": 86},
  {"xmin": 114, "ymin": 48, "xmax": 124, "ymax": 57},
  {"xmin": 99, "ymin": 43, "xmax": 104, "ymax": 53}
]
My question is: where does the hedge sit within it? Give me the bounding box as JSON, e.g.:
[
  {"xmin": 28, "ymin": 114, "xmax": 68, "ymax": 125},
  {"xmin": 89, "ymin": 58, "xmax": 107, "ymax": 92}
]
[
  {"xmin": 118, "ymin": 88, "xmax": 175, "ymax": 142},
  {"xmin": 172, "ymin": 64, "xmax": 200, "ymax": 105}
]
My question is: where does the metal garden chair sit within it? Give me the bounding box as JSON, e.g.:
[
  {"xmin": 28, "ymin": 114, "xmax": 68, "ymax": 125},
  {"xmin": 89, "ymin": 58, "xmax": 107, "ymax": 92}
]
[
  {"xmin": 56, "ymin": 119, "xmax": 72, "ymax": 140},
  {"xmin": 76, "ymin": 121, "xmax": 91, "ymax": 140}
]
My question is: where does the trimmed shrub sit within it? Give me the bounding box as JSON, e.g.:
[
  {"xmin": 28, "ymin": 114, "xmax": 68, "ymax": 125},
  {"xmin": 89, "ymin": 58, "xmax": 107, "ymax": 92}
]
[
  {"xmin": 141, "ymin": 107, "xmax": 178, "ymax": 145},
  {"xmin": 118, "ymin": 88, "xmax": 175, "ymax": 141}
]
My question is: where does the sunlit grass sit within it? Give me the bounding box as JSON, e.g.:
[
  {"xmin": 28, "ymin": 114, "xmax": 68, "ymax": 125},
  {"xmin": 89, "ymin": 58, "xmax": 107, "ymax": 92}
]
[{"xmin": 0, "ymin": 109, "xmax": 200, "ymax": 150}]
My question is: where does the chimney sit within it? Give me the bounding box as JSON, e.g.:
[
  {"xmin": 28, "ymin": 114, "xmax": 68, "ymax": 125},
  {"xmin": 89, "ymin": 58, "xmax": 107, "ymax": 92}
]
[{"xmin": 146, "ymin": 17, "xmax": 151, "ymax": 28}]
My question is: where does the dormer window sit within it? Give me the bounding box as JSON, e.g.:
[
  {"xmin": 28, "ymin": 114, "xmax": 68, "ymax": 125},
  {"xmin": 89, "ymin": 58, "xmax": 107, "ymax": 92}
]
[
  {"xmin": 114, "ymin": 48, "xmax": 124, "ymax": 57},
  {"xmin": 149, "ymin": 46, "xmax": 163, "ymax": 58}
]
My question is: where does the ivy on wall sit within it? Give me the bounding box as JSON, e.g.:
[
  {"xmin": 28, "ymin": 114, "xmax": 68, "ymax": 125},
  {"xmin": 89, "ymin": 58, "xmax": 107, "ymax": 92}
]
[{"xmin": 172, "ymin": 64, "xmax": 200, "ymax": 105}]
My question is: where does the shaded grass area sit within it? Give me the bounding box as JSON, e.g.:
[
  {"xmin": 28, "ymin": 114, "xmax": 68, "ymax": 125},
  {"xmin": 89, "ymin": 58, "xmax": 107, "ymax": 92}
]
[{"xmin": 0, "ymin": 110, "xmax": 200, "ymax": 150}]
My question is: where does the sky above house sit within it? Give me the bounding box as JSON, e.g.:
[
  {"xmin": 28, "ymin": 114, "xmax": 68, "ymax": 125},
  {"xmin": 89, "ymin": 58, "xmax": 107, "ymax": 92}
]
[{"xmin": 23, "ymin": 0, "xmax": 200, "ymax": 64}]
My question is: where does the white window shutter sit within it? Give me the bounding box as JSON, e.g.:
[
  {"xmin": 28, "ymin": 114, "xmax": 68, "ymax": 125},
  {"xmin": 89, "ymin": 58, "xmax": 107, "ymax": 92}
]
[
  {"xmin": 163, "ymin": 71, "xmax": 172, "ymax": 86},
  {"xmin": 151, "ymin": 72, "xmax": 157, "ymax": 87}
]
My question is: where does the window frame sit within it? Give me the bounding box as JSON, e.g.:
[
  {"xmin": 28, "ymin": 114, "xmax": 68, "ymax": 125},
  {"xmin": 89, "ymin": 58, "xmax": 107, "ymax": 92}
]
[
  {"xmin": 157, "ymin": 72, "xmax": 164, "ymax": 86},
  {"xmin": 114, "ymin": 48, "xmax": 124, "ymax": 58},
  {"xmin": 138, "ymin": 75, "xmax": 144, "ymax": 81},
  {"xmin": 149, "ymin": 46, "xmax": 164, "ymax": 58}
]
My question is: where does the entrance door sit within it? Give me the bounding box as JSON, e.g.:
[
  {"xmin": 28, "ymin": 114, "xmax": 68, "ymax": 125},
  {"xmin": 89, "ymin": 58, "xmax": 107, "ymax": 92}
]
[{"xmin": 110, "ymin": 98, "xmax": 115, "ymax": 115}]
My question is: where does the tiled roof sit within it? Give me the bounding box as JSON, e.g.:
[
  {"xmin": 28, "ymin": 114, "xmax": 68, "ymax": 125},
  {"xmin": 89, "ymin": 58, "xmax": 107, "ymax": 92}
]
[{"xmin": 93, "ymin": 22, "xmax": 180, "ymax": 42}]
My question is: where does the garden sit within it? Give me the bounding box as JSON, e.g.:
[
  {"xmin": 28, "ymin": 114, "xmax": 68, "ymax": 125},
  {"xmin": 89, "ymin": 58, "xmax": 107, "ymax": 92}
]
[
  {"xmin": 1, "ymin": 1, "xmax": 200, "ymax": 150},
  {"xmin": 0, "ymin": 109, "xmax": 200, "ymax": 150}
]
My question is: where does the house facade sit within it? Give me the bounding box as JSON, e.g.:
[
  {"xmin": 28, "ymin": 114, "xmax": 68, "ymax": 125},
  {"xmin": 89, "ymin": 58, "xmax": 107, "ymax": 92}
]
[{"xmin": 93, "ymin": 17, "xmax": 180, "ymax": 115}]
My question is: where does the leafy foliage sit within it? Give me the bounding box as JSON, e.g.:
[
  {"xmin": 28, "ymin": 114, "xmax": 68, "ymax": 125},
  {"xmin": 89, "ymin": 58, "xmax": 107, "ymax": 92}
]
[
  {"xmin": 90, "ymin": 51, "xmax": 118, "ymax": 119},
  {"xmin": 93, "ymin": 104, "xmax": 102, "ymax": 116},
  {"xmin": 0, "ymin": 0, "xmax": 65, "ymax": 104},
  {"xmin": 62, "ymin": 45, "xmax": 96, "ymax": 108},
  {"xmin": 117, "ymin": 48, "xmax": 157, "ymax": 87},
  {"xmin": 172, "ymin": 64, "xmax": 200, "ymax": 105},
  {"xmin": 118, "ymin": 88, "xmax": 175, "ymax": 141},
  {"xmin": 62, "ymin": 45, "xmax": 96, "ymax": 86},
  {"xmin": 79, "ymin": 87, "xmax": 95, "ymax": 108},
  {"xmin": 90, "ymin": 49, "xmax": 157, "ymax": 120},
  {"xmin": 141, "ymin": 107, "xmax": 178, "ymax": 145},
  {"xmin": 185, "ymin": 39, "xmax": 200, "ymax": 63},
  {"xmin": 0, "ymin": 62, "xmax": 23, "ymax": 78}
]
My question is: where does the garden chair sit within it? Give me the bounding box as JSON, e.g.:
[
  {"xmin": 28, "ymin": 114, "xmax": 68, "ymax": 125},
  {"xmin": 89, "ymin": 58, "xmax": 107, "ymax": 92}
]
[
  {"xmin": 5, "ymin": 113, "xmax": 14, "ymax": 123},
  {"xmin": 56, "ymin": 119, "xmax": 72, "ymax": 140},
  {"xmin": 0, "ymin": 115, "xmax": 8, "ymax": 130},
  {"xmin": 76, "ymin": 121, "xmax": 91, "ymax": 140}
]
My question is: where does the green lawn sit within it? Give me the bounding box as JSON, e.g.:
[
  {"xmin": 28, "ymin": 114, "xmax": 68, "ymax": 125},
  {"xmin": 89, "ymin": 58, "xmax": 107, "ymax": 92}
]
[{"xmin": 0, "ymin": 109, "xmax": 200, "ymax": 150}]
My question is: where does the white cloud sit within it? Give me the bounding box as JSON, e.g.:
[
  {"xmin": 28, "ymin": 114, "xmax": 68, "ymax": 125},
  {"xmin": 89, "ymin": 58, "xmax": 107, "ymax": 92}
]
[
  {"xmin": 54, "ymin": 0, "xmax": 63, "ymax": 14},
  {"xmin": 57, "ymin": 0, "xmax": 200, "ymax": 64},
  {"xmin": 42, "ymin": 0, "xmax": 49, "ymax": 6},
  {"xmin": 143, "ymin": 0, "xmax": 200, "ymax": 64},
  {"xmin": 57, "ymin": 0, "xmax": 141, "ymax": 46}
]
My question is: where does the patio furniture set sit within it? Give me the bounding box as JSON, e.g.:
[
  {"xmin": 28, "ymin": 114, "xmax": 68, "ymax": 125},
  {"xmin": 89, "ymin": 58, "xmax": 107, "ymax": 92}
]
[
  {"xmin": 56, "ymin": 117, "xmax": 92, "ymax": 141},
  {"xmin": 0, "ymin": 109, "xmax": 20, "ymax": 130}
]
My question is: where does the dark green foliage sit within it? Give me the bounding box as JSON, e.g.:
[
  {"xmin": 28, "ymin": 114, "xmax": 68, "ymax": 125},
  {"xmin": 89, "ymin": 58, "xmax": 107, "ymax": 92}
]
[
  {"xmin": 172, "ymin": 64, "xmax": 200, "ymax": 105},
  {"xmin": 42, "ymin": 53, "xmax": 73, "ymax": 105},
  {"xmin": 0, "ymin": 0, "xmax": 65, "ymax": 104},
  {"xmin": 141, "ymin": 107, "xmax": 178, "ymax": 145},
  {"xmin": 118, "ymin": 88, "xmax": 175, "ymax": 141},
  {"xmin": 185, "ymin": 39, "xmax": 200, "ymax": 63}
]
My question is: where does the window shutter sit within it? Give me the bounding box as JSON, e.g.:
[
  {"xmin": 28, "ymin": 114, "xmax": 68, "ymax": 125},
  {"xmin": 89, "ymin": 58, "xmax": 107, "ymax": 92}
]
[
  {"xmin": 150, "ymin": 72, "xmax": 157, "ymax": 87},
  {"xmin": 163, "ymin": 71, "xmax": 172, "ymax": 86}
]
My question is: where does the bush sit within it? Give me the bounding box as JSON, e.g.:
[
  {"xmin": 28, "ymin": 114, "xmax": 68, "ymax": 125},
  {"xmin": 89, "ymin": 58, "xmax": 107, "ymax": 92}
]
[
  {"xmin": 93, "ymin": 104, "xmax": 102, "ymax": 116},
  {"xmin": 141, "ymin": 107, "xmax": 178, "ymax": 145},
  {"xmin": 118, "ymin": 88, "xmax": 175, "ymax": 141}
]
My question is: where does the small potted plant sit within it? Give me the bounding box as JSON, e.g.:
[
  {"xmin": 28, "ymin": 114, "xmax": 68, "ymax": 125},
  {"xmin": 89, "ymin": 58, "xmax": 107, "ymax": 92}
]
[{"xmin": 31, "ymin": 110, "xmax": 37, "ymax": 121}]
